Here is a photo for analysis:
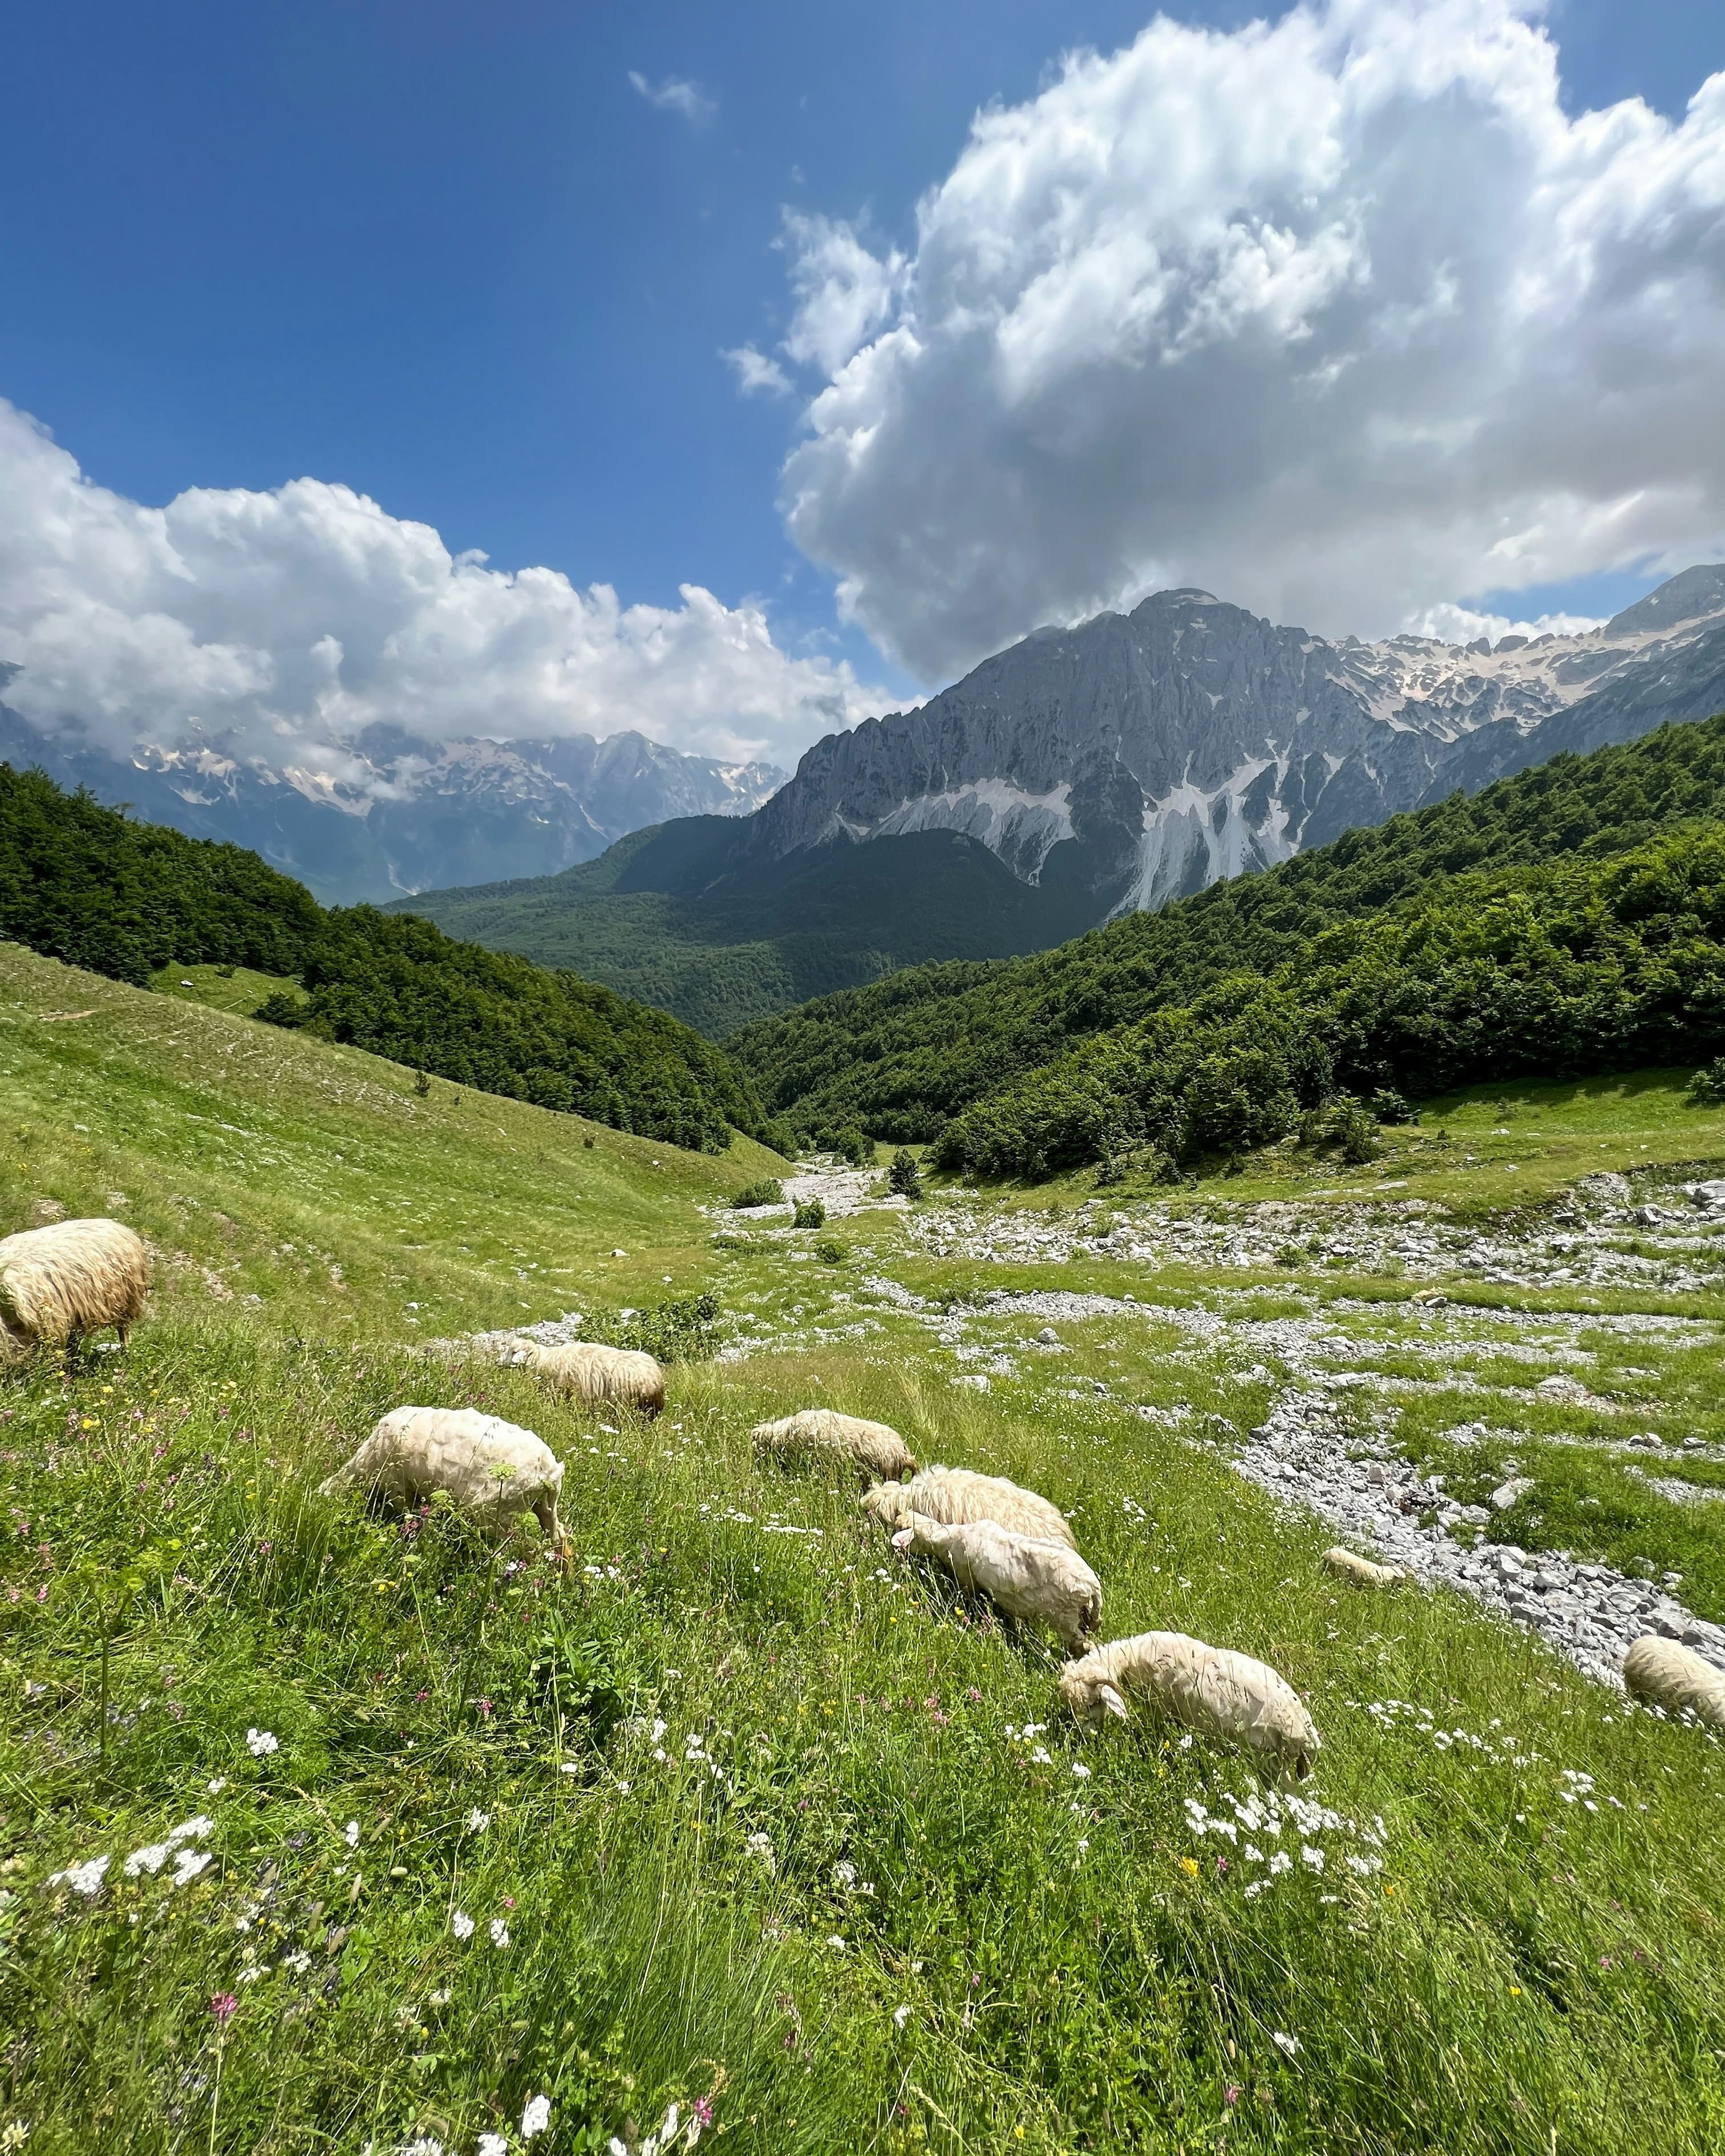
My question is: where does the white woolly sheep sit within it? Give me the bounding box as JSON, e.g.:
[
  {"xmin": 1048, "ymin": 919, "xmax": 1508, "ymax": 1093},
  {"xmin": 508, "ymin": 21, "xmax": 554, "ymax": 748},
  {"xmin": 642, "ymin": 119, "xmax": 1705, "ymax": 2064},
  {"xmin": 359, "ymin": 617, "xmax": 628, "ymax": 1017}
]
[
  {"xmin": 861, "ymin": 1465, "xmax": 1076, "ymax": 1550},
  {"xmin": 1322, "ymin": 1546, "xmax": 1405, "ymax": 1588},
  {"xmin": 509, "ymin": 1339, "xmax": 666, "ymax": 1418},
  {"xmin": 752, "ymin": 1408, "xmax": 915, "ymax": 1483},
  {"xmin": 0, "ymin": 1218, "xmax": 149, "ymax": 1356},
  {"xmin": 318, "ymin": 1407, "xmax": 564, "ymax": 1540},
  {"xmin": 889, "ymin": 1510, "xmax": 1101, "ymax": 1650},
  {"xmin": 1623, "ymin": 1634, "xmax": 1725, "ymax": 1729},
  {"xmin": 1059, "ymin": 1631, "xmax": 1322, "ymax": 1782}
]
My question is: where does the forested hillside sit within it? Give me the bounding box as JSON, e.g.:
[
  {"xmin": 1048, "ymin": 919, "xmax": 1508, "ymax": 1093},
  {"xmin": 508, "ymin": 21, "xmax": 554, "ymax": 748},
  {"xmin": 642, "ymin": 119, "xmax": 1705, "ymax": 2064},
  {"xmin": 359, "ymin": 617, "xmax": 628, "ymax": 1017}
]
[
  {"xmin": 0, "ymin": 762, "xmax": 783, "ymax": 1154},
  {"xmin": 734, "ymin": 714, "xmax": 1725, "ymax": 1153}
]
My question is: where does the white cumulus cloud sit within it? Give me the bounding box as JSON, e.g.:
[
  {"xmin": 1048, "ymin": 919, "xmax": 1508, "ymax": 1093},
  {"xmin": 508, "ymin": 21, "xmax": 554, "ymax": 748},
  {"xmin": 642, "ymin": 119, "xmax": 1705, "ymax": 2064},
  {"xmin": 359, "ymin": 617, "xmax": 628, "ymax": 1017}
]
[
  {"xmin": 722, "ymin": 343, "xmax": 793, "ymax": 397},
  {"xmin": 627, "ymin": 71, "xmax": 715, "ymax": 124},
  {"xmin": 775, "ymin": 0, "xmax": 1725, "ymax": 682},
  {"xmin": 0, "ymin": 399, "xmax": 878, "ymax": 782}
]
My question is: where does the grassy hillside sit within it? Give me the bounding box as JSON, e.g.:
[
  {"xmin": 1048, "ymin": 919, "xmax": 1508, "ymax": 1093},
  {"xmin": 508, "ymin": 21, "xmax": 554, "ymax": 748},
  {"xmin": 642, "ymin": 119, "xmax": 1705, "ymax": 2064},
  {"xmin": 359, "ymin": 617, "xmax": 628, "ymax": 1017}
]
[
  {"xmin": 3, "ymin": 945, "xmax": 1725, "ymax": 2152},
  {"xmin": 1, "ymin": 761, "xmax": 783, "ymax": 1152},
  {"xmin": 389, "ymin": 822, "xmax": 1103, "ymax": 1037},
  {"xmin": 731, "ymin": 713, "xmax": 1725, "ymax": 1156}
]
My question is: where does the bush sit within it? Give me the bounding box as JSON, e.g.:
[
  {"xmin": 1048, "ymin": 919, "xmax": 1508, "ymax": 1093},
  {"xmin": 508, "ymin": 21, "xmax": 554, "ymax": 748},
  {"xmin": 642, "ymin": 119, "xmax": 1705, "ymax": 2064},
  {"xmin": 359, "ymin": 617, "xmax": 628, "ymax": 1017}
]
[
  {"xmin": 888, "ymin": 1149, "xmax": 924, "ymax": 1199},
  {"xmin": 730, "ymin": 1179, "xmax": 785, "ymax": 1209},
  {"xmin": 831, "ymin": 1127, "xmax": 877, "ymax": 1167},
  {"xmin": 792, "ymin": 1198, "xmax": 827, "ymax": 1229},
  {"xmin": 1327, "ymin": 1097, "xmax": 1381, "ymax": 1166},
  {"xmin": 1369, "ymin": 1087, "xmax": 1415, "ymax": 1125},
  {"xmin": 813, "ymin": 1237, "xmax": 846, "ymax": 1265},
  {"xmin": 1687, "ymin": 1057, "xmax": 1725, "ymax": 1105},
  {"xmin": 592, "ymin": 1291, "xmax": 720, "ymax": 1364}
]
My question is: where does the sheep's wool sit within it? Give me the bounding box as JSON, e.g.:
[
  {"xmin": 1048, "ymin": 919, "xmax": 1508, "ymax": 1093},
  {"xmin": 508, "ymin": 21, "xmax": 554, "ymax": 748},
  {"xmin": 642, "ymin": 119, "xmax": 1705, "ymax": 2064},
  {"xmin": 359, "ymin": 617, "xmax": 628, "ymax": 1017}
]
[
  {"xmin": 1623, "ymin": 1635, "xmax": 1725, "ymax": 1729},
  {"xmin": 513, "ymin": 1340, "xmax": 666, "ymax": 1417},
  {"xmin": 1322, "ymin": 1546, "xmax": 1404, "ymax": 1588},
  {"xmin": 1060, "ymin": 1631, "xmax": 1321, "ymax": 1782},
  {"xmin": 752, "ymin": 1408, "xmax": 915, "ymax": 1484},
  {"xmin": 0, "ymin": 1218, "xmax": 149, "ymax": 1355},
  {"xmin": 864, "ymin": 1465, "xmax": 1075, "ymax": 1550},
  {"xmin": 892, "ymin": 1510, "xmax": 1100, "ymax": 1650},
  {"xmin": 320, "ymin": 1407, "xmax": 564, "ymax": 1541}
]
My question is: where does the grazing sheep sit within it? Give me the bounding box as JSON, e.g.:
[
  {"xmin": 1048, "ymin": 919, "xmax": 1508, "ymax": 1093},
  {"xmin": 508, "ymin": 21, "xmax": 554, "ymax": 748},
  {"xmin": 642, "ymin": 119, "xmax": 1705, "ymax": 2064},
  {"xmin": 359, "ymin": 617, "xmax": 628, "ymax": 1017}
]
[
  {"xmin": 1060, "ymin": 1631, "xmax": 1321, "ymax": 1782},
  {"xmin": 319, "ymin": 1407, "xmax": 563, "ymax": 1540},
  {"xmin": 1322, "ymin": 1546, "xmax": 1405, "ymax": 1588},
  {"xmin": 861, "ymin": 1465, "xmax": 1076, "ymax": 1550},
  {"xmin": 889, "ymin": 1511, "xmax": 1101, "ymax": 1650},
  {"xmin": 0, "ymin": 1218, "xmax": 149, "ymax": 1356},
  {"xmin": 752, "ymin": 1408, "xmax": 914, "ymax": 1483},
  {"xmin": 1623, "ymin": 1635, "xmax": 1725, "ymax": 1729},
  {"xmin": 509, "ymin": 1339, "xmax": 666, "ymax": 1418}
]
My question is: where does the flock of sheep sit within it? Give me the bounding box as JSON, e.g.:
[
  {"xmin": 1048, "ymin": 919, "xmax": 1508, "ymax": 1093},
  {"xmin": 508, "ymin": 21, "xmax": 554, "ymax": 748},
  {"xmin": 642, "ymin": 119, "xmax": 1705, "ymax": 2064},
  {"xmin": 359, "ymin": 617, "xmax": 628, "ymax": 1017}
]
[{"xmin": 5, "ymin": 1214, "xmax": 1724, "ymax": 1762}]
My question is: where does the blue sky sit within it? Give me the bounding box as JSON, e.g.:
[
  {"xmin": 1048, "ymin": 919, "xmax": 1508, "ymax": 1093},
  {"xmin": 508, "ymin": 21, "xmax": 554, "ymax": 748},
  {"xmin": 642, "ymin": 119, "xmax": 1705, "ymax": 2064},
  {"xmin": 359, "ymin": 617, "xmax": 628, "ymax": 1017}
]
[{"xmin": 1, "ymin": 0, "xmax": 1723, "ymax": 767}]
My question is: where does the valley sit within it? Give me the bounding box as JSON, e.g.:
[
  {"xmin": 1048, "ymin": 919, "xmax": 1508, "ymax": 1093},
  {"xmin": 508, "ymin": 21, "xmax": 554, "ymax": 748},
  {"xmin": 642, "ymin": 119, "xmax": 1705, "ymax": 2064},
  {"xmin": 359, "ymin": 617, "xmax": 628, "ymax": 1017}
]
[{"xmin": 3, "ymin": 942, "xmax": 1724, "ymax": 2153}]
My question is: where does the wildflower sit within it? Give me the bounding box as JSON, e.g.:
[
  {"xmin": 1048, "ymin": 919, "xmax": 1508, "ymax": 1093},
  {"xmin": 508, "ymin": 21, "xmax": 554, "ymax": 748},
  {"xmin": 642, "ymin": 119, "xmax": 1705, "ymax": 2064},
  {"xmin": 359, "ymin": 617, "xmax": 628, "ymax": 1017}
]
[
  {"xmin": 467, "ymin": 1809, "xmax": 490, "ymax": 1833},
  {"xmin": 489, "ymin": 1919, "xmax": 510, "ymax": 1948},
  {"xmin": 170, "ymin": 1849, "xmax": 212, "ymax": 1886},
  {"xmin": 520, "ymin": 2093, "xmax": 552, "ymax": 2141},
  {"xmin": 46, "ymin": 1856, "xmax": 109, "ymax": 1896},
  {"xmin": 1272, "ymin": 2031, "xmax": 1299, "ymax": 2058},
  {"xmin": 245, "ymin": 1729, "xmax": 279, "ymax": 1757},
  {"xmin": 1269, "ymin": 1851, "xmax": 1292, "ymax": 1876},
  {"xmin": 429, "ymin": 1987, "xmax": 451, "ymax": 2005},
  {"xmin": 745, "ymin": 1832, "xmax": 774, "ymax": 1868},
  {"xmin": 282, "ymin": 1950, "xmax": 312, "ymax": 1974},
  {"xmin": 0, "ymin": 2124, "xmax": 28, "ymax": 2151},
  {"xmin": 825, "ymin": 1934, "xmax": 847, "ymax": 1951},
  {"xmin": 399, "ymin": 2141, "xmax": 446, "ymax": 2156},
  {"xmin": 210, "ymin": 1992, "xmax": 239, "ymax": 2025},
  {"xmin": 168, "ymin": 1815, "xmax": 212, "ymax": 1845},
  {"xmin": 832, "ymin": 1861, "xmax": 857, "ymax": 1891},
  {"xmin": 206, "ymin": 1778, "xmax": 228, "ymax": 1795},
  {"xmin": 1224, "ymin": 2085, "xmax": 1241, "ymax": 2106},
  {"xmin": 345, "ymin": 1820, "xmax": 360, "ymax": 1848},
  {"xmin": 1071, "ymin": 1761, "xmax": 1091, "ymax": 1780},
  {"xmin": 477, "ymin": 2138, "xmax": 508, "ymax": 2156},
  {"xmin": 1301, "ymin": 1845, "xmax": 1326, "ymax": 1873},
  {"xmin": 1179, "ymin": 1855, "xmax": 1199, "ymax": 1877},
  {"xmin": 124, "ymin": 1843, "xmax": 171, "ymax": 1879},
  {"xmin": 475, "ymin": 1699, "xmax": 493, "ymax": 1719},
  {"xmin": 451, "ymin": 1911, "xmax": 475, "ymax": 1940}
]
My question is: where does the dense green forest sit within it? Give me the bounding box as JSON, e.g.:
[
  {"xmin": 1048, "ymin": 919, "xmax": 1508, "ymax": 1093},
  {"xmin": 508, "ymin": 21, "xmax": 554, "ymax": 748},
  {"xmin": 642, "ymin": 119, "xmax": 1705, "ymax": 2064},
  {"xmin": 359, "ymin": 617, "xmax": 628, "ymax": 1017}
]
[
  {"xmin": 0, "ymin": 763, "xmax": 784, "ymax": 1155},
  {"xmin": 936, "ymin": 827, "xmax": 1725, "ymax": 1177},
  {"xmin": 387, "ymin": 818, "xmax": 1100, "ymax": 1035},
  {"xmin": 0, "ymin": 761, "xmax": 323, "ymax": 984},
  {"xmin": 734, "ymin": 714, "xmax": 1725, "ymax": 1152}
]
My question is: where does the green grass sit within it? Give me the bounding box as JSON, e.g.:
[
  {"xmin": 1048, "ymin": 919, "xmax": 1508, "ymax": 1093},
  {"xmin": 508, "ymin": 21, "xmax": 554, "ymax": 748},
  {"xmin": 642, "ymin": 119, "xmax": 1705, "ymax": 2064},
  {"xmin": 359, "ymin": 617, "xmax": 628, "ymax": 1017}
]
[{"xmin": 3, "ymin": 939, "xmax": 1725, "ymax": 2154}]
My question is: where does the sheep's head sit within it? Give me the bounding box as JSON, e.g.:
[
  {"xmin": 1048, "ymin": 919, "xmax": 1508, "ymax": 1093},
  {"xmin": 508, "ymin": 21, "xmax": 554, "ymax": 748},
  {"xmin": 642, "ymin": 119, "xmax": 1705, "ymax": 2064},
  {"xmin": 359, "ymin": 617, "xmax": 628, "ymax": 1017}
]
[
  {"xmin": 860, "ymin": 1482, "xmax": 908, "ymax": 1530},
  {"xmin": 1059, "ymin": 1664, "xmax": 1129, "ymax": 1725}
]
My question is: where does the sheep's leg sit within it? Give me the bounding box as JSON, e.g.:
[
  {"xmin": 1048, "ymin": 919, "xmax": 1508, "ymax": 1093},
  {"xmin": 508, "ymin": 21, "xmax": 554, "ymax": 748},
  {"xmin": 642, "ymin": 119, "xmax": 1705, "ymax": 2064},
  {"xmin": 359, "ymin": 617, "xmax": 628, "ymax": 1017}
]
[
  {"xmin": 116, "ymin": 1322, "xmax": 129, "ymax": 1349},
  {"xmin": 533, "ymin": 1494, "xmax": 560, "ymax": 1541}
]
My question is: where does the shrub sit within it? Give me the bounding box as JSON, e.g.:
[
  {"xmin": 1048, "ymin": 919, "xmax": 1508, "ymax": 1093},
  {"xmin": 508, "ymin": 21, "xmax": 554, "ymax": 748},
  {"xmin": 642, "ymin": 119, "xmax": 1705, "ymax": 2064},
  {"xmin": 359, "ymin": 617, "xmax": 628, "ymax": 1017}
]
[
  {"xmin": 814, "ymin": 1237, "xmax": 846, "ymax": 1265},
  {"xmin": 593, "ymin": 1291, "xmax": 720, "ymax": 1364},
  {"xmin": 1327, "ymin": 1096, "xmax": 1381, "ymax": 1166},
  {"xmin": 793, "ymin": 1198, "xmax": 827, "ymax": 1229},
  {"xmin": 1687, "ymin": 1057, "xmax": 1725, "ymax": 1105},
  {"xmin": 730, "ymin": 1179, "xmax": 785, "ymax": 1209},
  {"xmin": 1369, "ymin": 1087, "xmax": 1415, "ymax": 1125},
  {"xmin": 831, "ymin": 1127, "xmax": 876, "ymax": 1167},
  {"xmin": 888, "ymin": 1149, "xmax": 924, "ymax": 1199}
]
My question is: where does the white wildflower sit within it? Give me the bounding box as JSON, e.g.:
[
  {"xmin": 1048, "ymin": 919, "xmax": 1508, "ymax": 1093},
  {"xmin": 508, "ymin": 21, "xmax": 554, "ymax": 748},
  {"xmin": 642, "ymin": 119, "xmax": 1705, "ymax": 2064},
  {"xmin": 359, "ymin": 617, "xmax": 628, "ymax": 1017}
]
[
  {"xmin": 170, "ymin": 1849, "xmax": 212, "ymax": 1886},
  {"xmin": 47, "ymin": 1857, "xmax": 109, "ymax": 1896},
  {"xmin": 1301, "ymin": 1845, "xmax": 1326, "ymax": 1872},
  {"xmin": 477, "ymin": 2138, "xmax": 508, "ymax": 2156},
  {"xmin": 123, "ymin": 1843, "xmax": 171, "ymax": 1878},
  {"xmin": 489, "ymin": 1919, "xmax": 511, "ymax": 1948},
  {"xmin": 1269, "ymin": 1851, "xmax": 1292, "ymax": 1876},
  {"xmin": 167, "ymin": 1815, "xmax": 212, "ymax": 1846},
  {"xmin": 892, "ymin": 2004, "xmax": 913, "ymax": 2028},
  {"xmin": 1272, "ymin": 2031, "xmax": 1301, "ymax": 2058},
  {"xmin": 245, "ymin": 1729, "xmax": 279, "ymax": 1757},
  {"xmin": 520, "ymin": 2093, "xmax": 552, "ymax": 2140},
  {"xmin": 467, "ymin": 1809, "xmax": 491, "ymax": 1833},
  {"xmin": 206, "ymin": 1778, "xmax": 228, "ymax": 1795},
  {"xmin": 344, "ymin": 1819, "xmax": 360, "ymax": 1847},
  {"xmin": 1071, "ymin": 1761, "xmax": 1091, "ymax": 1780},
  {"xmin": 825, "ymin": 1934, "xmax": 847, "ymax": 1950},
  {"xmin": 451, "ymin": 1911, "xmax": 475, "ymax": 1940},
  {"xmin": 832, "ymin": 1861, "xmax": 857, "ymax": 1891},
  {"xmin": 282, "ymin": 1950, "xmax": 312, "ymax": 1973}
]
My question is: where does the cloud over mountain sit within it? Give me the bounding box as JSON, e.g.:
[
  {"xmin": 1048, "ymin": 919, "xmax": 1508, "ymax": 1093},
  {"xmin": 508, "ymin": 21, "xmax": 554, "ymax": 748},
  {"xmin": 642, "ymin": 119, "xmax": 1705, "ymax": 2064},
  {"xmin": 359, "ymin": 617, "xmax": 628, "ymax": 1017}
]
[
  {"xmin": 0, "ymin": 399, "xmax": 877, "ymax": 785},
  {"xmin": 774, "ymin": 0, "xmax": 1725, "ymax": 681}
]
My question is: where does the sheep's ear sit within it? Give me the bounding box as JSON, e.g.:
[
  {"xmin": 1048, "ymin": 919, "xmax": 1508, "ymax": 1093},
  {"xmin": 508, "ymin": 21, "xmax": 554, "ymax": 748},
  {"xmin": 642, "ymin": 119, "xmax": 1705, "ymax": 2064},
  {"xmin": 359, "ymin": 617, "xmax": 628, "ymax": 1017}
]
[
  {"xmin": 1099, "ymin": 1683, "xmax": 1129, "ymax": 1721},
  {"xmin": 890, "ymin": 1527, "xmax": 914, "ymax": 1551}
]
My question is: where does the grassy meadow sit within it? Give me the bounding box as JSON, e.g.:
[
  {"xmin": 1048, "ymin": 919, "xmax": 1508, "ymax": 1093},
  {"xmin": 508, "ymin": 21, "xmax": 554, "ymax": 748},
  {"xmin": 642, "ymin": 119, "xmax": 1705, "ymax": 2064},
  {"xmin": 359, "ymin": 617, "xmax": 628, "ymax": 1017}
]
[{"xmin": 3, "ymin": 940, "xmax": 1725, "ymax": 2154}]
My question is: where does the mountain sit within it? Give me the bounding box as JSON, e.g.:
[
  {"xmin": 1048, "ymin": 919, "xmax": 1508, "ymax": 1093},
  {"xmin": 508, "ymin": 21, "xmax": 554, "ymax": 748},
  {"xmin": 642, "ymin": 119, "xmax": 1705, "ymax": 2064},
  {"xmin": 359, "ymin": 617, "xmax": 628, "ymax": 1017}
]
[
  {"xmin": 0, "ymin": 688, "xmax": 784, "ymax": 905},
  {"xmin": 393, "ymin": 566, "xmax": 1725, "ymax": 1032},
  {"xmin": 728, "ymin": 709, "xmax": 1725, "ymax": 1168}
]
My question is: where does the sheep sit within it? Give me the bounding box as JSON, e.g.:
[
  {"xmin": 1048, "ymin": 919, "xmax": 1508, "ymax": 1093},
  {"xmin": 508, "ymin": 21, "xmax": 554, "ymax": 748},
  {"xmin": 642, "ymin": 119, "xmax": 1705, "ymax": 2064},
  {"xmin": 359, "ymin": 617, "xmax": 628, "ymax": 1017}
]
[
  {"xmin": 751, "ymin": 1408, "xmax": 915, "ymax": 1484},
  {"xmin": 1322, "ymin": 1545, "xmax": 1405, "ymax": 1588},
  {"xmin": 861, "ymin": 1465, "xmax": 1076, "ymax": 1550},
  {"xmin": 1059, "ymin": 1631, "xmax": 1321, "ymax": 1783},
  {"xmin": 888, "ymin": 1510, "xmax": 1101, "ymax": 1651},
  {"xmin": 0, "ymin": 1218, "xmax": 150, "ymax": 1357},
  {"xmin": 318, "ymin": 1407, "xmax": 564, "ymax": 1541},
  {"xmin": 509, "ymin": 1339, "xmax": 666, "ymax": 1418},
  {"xmin": 1623, "ymin": 1635, "xmax": 1725, "ymax": 1730}
]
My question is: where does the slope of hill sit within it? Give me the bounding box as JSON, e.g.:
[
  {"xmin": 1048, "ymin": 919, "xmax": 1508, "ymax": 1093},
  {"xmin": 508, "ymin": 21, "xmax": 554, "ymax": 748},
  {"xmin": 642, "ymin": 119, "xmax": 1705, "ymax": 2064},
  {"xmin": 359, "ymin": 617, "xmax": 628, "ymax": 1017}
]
[
  {"xmin": 732, "ymin": 713, "xmax": 1725, "ymax": 1148},
  {"xmin": 386, "ymin": 568, "xmax": 1725, "ymax": 1031},
  {"xmin": 388, "ymin": 818, "xmax": 1101, "ymax": 1036},
  {"xmin": 0, "ymin": 763, "xmax": 784, "ymax": 1152},
  {"xmin": 5, "ymin": 929, "xmax": 1725, "ymax": 2155}
]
